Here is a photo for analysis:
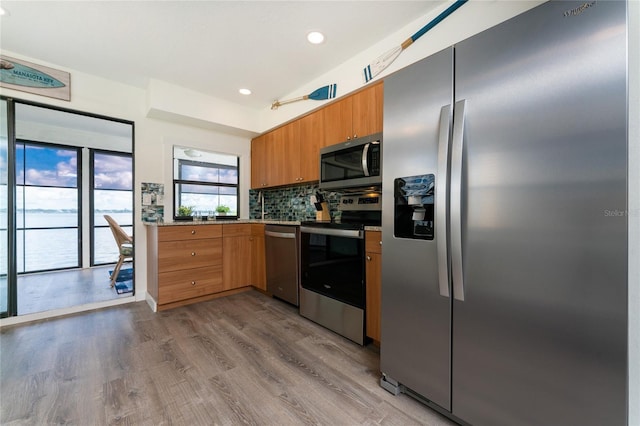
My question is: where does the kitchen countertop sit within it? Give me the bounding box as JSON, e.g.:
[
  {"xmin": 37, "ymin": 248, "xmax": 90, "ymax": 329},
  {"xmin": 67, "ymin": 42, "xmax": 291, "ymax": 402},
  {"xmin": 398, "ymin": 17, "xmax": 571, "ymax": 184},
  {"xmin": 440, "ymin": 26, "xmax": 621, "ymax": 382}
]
[
  {"xmin": 144, "ymin": 219, "xmax": 300, "ymax": 226},
  {"xmin": 144, "ymin": 219, "xmax": 381, "ymax": 232}
]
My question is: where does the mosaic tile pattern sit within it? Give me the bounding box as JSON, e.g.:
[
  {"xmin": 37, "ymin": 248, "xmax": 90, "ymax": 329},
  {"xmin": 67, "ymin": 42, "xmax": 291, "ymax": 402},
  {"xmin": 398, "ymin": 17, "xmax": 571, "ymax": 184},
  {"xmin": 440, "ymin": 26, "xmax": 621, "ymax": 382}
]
[{"xmin": 249, "ymin": 184, "xmax": 344, "ymax": 222}]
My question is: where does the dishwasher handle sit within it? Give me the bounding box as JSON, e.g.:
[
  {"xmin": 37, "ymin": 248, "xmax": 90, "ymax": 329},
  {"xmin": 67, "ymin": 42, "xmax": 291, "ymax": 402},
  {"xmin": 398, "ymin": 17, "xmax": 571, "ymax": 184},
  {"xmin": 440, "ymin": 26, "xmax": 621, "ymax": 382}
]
[{"xmin": 265, "ymin": 230, "xmax": 297, "ymax": 239}]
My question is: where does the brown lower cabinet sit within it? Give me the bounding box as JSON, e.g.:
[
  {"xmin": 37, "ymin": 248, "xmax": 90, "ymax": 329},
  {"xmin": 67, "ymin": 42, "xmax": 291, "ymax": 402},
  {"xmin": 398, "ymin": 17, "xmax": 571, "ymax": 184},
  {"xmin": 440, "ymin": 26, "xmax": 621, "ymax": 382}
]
[
  {"xmin": 222, "ymin": 224, "xmax": 252, "ymax": 291},
  {"xmin": 365, "ymin": 231, "xmax": 382, "ymax": 343},
  {"xmin": 250, "ymin": 224, "xmax": 266, "ymax": 291},
  {"xmin": 146, "ymin": 223, "xmax": 266, "ymax": 310}
]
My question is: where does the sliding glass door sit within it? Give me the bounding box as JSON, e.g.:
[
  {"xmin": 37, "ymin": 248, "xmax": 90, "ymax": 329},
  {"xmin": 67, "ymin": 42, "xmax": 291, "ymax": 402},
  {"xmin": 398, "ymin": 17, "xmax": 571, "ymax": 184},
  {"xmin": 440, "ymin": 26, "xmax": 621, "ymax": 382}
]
[
  {"xmin": 0, "ymin": 99, "xmax": 9, "ymax": 317},
  {"xmin": 1, "ymin": 97, "xmax": 134, "ymax": 317}
]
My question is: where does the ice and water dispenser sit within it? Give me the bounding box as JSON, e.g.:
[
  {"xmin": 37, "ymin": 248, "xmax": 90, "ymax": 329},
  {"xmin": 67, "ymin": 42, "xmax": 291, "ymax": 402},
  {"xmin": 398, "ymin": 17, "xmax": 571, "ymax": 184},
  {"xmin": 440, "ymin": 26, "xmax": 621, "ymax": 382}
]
[{"xmin": 394, "ymin": 174, "xmax": 435, "ymax": 240}]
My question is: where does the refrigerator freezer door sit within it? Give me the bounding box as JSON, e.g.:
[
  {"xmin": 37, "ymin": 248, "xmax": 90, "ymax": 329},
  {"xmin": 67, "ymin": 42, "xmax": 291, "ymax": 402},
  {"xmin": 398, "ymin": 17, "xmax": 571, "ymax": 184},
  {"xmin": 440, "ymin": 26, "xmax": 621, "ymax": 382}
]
[
  {"xmin": 452, "ymin": 2, "xmax": 628, "ymax": 425},
  {"xmin": 381, "ymin": 47, "xmax": 453, "ymax": 411}
]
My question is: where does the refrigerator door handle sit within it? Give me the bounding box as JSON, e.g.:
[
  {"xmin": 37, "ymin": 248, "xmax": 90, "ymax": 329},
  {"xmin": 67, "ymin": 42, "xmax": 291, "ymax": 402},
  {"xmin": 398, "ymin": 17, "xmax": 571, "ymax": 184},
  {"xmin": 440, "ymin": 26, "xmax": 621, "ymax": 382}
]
[
  {"xmin": 436, "ymin": 104, "xmax": 452, "ymax": 298},
  {"xmin": 451, "ymin": 99, "xmax": 466, "ymax": 301}
]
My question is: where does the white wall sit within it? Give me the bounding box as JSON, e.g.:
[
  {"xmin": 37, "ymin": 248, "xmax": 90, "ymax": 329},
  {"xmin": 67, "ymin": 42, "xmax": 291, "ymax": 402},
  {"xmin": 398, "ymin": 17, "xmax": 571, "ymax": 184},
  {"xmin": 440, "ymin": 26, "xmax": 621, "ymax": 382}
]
[
  {"xmin": 144, "ymin": 1, "xmax": 546, "ymax": 135},
  {"xmin": 257, "ymin": 1, "xmax": 546, "ymax": 131}
]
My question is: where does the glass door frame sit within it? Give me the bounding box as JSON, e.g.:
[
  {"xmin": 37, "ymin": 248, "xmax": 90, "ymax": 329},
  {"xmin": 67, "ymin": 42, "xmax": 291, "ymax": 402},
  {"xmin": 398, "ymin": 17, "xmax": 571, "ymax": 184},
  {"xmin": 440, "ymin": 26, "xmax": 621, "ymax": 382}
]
[
  {"xmin": 1, "ymin": 95, "xmax": 135, "ymax": 318},
  {"xmin": 1, "ymin": 99, "xmax": 17, "ymax": 318},
  {"xmin": 90, "ymin": 148, "xmax": 133, "ymax": 267},
  {"xmin": 15, "ymin": 140, "xmax": 82, "ymax": 273}
]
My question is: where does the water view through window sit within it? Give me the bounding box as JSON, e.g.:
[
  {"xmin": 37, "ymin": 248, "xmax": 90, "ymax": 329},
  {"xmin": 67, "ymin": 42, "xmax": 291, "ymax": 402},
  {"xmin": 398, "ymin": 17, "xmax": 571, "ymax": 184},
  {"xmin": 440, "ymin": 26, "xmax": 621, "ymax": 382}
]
[
  {"xmin": 173, "ymin": 147, "xmax": 239, "ymax": 217},
  {"xmin": 16, "ymin": 142, "xmax": 80, "ymax": 272},
  {"xmin": 92, "ymin": 151, "xmax": 133, "ymax": 265},
  {"xmin": 14, "ymin": 142, "xmax": 132, "ymax": 273},
  {"xmin": 1, "ymin": 100, "xmax": 135, "ymax": 317}
]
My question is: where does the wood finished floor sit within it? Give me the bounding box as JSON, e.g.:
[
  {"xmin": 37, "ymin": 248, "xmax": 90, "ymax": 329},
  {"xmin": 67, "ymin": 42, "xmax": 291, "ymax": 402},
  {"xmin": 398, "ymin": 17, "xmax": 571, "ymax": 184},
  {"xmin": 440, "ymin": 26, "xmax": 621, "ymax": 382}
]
[{"xmin": 0, "ymin": 290, "xmax": 456, "ymax": 425}]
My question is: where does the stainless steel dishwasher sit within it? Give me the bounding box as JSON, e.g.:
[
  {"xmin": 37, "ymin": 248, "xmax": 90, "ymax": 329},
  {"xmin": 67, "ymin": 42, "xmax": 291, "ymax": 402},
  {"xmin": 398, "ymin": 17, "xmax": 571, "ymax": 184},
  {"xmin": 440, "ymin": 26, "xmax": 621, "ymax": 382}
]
[{"xmin": 265, "ymin": 225, "xmax": 299, "ymax": 306}]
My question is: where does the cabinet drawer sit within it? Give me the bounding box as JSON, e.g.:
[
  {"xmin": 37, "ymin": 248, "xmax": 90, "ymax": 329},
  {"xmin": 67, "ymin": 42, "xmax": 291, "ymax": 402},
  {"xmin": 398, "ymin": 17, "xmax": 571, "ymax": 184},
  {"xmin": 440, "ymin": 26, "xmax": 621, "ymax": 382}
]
[
  {"xmin": 158, "ymin": 238, "xmax": 222, "ymax": 273},
  {"xmin": 365, "ymin": 231, "xmax": 382, "ymax": 254},
  {"xmin": 158, "ymin": 265, "xmax": 223, "ymax": 304},
  {"xmin": 158, "ymin": 225, "xmax": 222, "ymax": 242},
  {"xmin": 223, "ymin": 223, "xmax": 251, "ymax": 237}
]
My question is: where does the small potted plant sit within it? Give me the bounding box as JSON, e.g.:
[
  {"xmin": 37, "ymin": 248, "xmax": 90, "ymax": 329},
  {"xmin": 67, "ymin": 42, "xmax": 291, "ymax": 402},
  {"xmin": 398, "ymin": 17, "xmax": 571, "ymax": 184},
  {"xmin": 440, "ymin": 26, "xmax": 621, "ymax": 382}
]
[
  {"xmin": 176, "ymin": 205, "xmax": 194, "ymax": 221},
  {"xmin": 215, "ymin": 205, "xmax": 230, "ymax": 216}
]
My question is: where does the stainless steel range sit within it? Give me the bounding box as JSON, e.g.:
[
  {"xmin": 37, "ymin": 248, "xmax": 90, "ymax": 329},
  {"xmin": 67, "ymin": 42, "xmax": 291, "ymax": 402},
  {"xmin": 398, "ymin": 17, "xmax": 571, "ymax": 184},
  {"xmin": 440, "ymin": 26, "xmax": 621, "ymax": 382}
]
[{"xmin": 299, "ymin": 192, "xmax": 381, "ymax": 345}]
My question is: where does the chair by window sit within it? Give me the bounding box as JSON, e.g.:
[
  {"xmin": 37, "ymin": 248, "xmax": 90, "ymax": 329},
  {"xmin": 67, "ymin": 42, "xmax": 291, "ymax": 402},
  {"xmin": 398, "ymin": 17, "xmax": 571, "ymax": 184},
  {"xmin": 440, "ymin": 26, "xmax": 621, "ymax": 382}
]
[{"xmin": 104, "ymin": 215, "xmax": 133, "ymax": 286}]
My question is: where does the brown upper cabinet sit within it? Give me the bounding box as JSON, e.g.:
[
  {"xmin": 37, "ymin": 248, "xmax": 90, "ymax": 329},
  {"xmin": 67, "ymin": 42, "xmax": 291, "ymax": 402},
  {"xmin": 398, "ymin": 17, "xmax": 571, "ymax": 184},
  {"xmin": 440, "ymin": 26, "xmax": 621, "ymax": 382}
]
[
  {"xmin": 251, "ymin": 81, "xmax": 382, "ymax": 189},
  {"xmin": 298, "ymin": 109, "xmax": 325, "ymax": 184},
  {"xmin": 324, "ymin": 82, "xmax": 383, "ymax": 147},
  {"xmin": 252, "ymin": 122, "xmax": 301, "ymax": 189},
  {"xmin": 251, "ymin": 110, "xmax": 324, "ymax": 189},
  {"xmin": 271, "ymin": 121, "xmax": 300, "ymax": 187},
  {"xmin": 251, "ymin": 133, "xmax": 269, "ymax": 189}
]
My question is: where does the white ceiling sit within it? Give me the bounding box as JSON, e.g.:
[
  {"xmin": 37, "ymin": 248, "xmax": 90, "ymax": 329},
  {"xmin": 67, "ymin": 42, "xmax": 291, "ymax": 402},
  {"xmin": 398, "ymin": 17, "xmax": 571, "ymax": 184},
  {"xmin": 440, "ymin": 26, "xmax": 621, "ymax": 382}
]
[{"xmin": 0, "ymin": 1, "xmax": 443, "ymax": 111}]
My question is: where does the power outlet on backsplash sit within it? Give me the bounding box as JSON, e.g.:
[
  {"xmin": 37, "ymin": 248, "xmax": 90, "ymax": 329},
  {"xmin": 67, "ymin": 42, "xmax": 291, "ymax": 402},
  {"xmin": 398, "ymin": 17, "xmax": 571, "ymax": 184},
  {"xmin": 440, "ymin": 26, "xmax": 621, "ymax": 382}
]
[{"xmin": 249, "ymin": 184, "xmax": 343, "ymax": 222}]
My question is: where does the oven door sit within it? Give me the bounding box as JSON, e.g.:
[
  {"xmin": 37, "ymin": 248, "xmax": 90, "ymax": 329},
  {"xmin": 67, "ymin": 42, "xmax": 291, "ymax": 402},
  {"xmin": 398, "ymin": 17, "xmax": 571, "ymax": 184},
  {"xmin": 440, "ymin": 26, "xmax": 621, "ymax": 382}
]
[{"xmin": 300, "ymin": 226, "xmax": 365, "ymax": 308}]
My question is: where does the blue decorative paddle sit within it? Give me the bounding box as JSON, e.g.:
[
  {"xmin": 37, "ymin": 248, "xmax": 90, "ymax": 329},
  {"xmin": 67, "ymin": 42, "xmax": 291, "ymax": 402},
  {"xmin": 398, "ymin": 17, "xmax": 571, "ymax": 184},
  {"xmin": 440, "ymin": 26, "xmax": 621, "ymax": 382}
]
[
  {"xmin": 271, "ymin": 84, "xmax": 337, "ymax": 110},
  {"xmin": 362, "ymin": 0, "xmax": 468, "ymax": 83}
]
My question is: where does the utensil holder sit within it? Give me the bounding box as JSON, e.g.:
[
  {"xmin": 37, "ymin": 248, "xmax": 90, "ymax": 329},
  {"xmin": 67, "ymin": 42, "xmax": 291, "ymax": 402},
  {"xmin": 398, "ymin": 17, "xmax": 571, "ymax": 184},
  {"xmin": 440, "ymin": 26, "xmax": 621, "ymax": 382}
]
[{"xmin": 316, "ymin": 202, "xmax": 331, "ymax": 221}]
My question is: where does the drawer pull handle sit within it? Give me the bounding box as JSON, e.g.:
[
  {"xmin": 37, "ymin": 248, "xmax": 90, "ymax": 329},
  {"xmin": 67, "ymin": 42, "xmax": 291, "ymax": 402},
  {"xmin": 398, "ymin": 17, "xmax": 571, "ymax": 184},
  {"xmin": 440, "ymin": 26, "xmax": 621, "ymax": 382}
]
[
  {"xmin": 191, "ymin": 230, "xmax": 196, "ymax": 235},
  {"xmin": 191, "ymin": 252, "xmax": 196, "ymax": 256},
  {"xmin": 366, "ymin": 255, "xmax": 372, "ymax": 261},
  {"xmin": 191, "ymin": 281, "xmax": 196, "ymax": 286}
]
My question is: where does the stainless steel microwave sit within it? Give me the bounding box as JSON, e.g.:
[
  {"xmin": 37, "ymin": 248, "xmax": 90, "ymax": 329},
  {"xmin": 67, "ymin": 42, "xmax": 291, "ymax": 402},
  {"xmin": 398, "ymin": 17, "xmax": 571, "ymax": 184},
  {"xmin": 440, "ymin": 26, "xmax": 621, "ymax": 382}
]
[{"xmin": 319, "ymin": 132, "xmax": 382, "ymax": 189}]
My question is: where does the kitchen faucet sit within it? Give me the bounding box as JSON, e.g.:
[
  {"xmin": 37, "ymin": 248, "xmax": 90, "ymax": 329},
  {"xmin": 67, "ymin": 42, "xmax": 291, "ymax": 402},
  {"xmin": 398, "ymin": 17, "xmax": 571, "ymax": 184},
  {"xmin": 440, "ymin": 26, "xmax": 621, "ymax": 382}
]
[{"xmin": 258, "ymin": 191, "xmax": 267, "ymax": 220}]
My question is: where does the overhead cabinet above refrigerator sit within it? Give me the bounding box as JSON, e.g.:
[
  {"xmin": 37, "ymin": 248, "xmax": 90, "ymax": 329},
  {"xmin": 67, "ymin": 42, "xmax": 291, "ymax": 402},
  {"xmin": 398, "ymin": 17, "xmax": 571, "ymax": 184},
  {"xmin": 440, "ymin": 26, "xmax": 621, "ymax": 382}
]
[{"xmin": 380, "ymin": 1, "xmax": 628, "ymax": 425}]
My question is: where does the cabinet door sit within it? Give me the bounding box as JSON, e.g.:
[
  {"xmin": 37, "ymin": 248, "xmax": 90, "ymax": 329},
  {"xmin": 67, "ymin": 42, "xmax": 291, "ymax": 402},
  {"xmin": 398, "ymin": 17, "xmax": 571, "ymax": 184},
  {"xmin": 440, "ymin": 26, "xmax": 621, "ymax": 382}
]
[
  {"xmin": 366, "ymin": 252, "xmax": 382, "ymax": 342},
  {"xmin": 222, "ymin": 223, "xmax": 251, "ymax": 238},
  {"xmin": 251, "ymin": 134, "xmax": 269, "ymax": 189},
  {"xmin": 323, "ymin": 95, "xmax": 353, "ymax": 147},
  {"xmin": 268, "ymin": 121, "xmax": 300, "ymax": 187},
  {"xmin": 223, "ymin": 235, "xmax": 252, "ymax": 290},
  {"xmin": 352, "ymin": 82, "xmax": 383, "ymax": 139},
  {"xmin": 251, "ymin": 228, "xmax": 266, "ymax": 291},
  {"xmin": 298, "ymin": 110, "xmax": 324, "ymax": 183},
  {"xmin": 365, "ymin": 231, "xmax": 382, "ymax": 342}
]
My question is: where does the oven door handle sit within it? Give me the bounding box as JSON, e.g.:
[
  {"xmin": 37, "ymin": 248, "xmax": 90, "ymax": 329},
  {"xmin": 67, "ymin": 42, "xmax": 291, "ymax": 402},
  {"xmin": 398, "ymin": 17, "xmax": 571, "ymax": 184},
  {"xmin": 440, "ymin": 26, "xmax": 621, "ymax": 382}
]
[{"xmin": 300, "ymin": 226, "xmax": 364, "ymax": 239}]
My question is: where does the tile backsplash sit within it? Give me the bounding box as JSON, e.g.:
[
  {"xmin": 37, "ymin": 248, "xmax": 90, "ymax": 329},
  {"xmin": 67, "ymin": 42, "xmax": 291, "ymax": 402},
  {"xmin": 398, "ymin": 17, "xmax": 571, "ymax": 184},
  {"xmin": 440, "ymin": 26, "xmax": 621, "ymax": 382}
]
[{"xmin": 249, "ymin": 184, "xmax": 344, "ymax": 222}]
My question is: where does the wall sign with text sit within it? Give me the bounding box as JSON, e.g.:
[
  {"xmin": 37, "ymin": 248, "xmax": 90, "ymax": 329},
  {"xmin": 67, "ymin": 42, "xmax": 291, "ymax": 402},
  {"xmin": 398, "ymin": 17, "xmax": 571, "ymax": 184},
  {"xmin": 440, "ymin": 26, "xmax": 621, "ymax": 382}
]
[{"xmin": 0, "ymin": 55, "xmax": 70, "ymax": 101}]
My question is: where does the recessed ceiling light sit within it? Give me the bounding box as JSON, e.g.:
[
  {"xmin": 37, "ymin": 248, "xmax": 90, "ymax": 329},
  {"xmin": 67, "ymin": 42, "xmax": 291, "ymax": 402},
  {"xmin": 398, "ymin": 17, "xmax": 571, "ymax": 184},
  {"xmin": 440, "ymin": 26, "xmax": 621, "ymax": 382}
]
[
  {"xmin": 307, "ymin": 31, "xmax": 325, "ymax": 45},
  {"xmin": 239, "ymin": 88, "xmax": 252, "ymax": 95}
]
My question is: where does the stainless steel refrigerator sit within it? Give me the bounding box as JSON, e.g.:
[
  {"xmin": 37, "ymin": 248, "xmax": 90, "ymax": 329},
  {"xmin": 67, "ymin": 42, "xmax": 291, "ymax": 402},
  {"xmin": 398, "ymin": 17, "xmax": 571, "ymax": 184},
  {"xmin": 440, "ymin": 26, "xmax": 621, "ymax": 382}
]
[{"xmin": 380, "ymin": 1, "xmax": 628, "ymax": 425}]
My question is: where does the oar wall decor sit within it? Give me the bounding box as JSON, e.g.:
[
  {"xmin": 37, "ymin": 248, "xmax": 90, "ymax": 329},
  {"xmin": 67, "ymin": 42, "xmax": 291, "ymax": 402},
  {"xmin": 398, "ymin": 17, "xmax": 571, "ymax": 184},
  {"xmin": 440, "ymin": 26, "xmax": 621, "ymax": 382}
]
[
  {"xmin": 271, "ymin": 84, "xmax": 337, "ymax": 110},
  {"xmin": 362, "ymin": 0, "xmax": 468, "ymax": 83}
]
